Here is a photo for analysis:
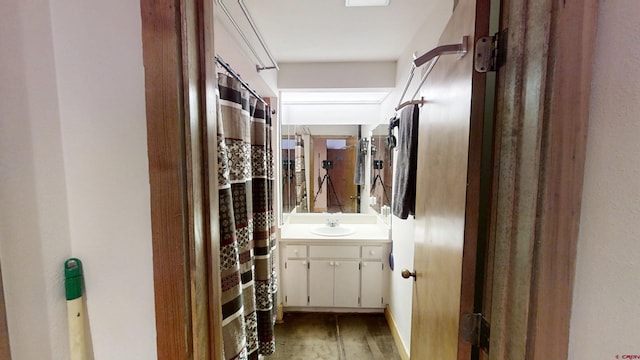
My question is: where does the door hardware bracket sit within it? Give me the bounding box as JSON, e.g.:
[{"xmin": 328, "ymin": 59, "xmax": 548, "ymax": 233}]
[
  {"xmin": 461, "ymin": 312, "xmax": 490, "ymax": 353},
  {"xmin": 474, "ymin": 29, "xmax": 507, "ymax": 73}
]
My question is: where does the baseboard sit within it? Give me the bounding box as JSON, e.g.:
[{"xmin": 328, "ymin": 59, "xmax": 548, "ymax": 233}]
[
  {"xmin": 384, "ymin": 305, "xmax": 410, "ymax": 360},
  {"xmin": 283, "ymin": 306, "xmax": 384, "ymax": 313}
]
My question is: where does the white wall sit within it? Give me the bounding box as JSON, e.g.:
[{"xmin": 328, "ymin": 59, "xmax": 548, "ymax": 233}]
[
  {"xmin": 0, "ymin": 1, "xmax": 72, "ymax": 358},
  {"xmin": 0, "ymin": 0, "xmax": 156, "ymax": 359},
  {"xmin": 49, "ymin": 1, "xmax": 156, "ymax": 359},
  {"xmin": 569, "ymin": 1, "xmax": 640, "ymax": 358}
]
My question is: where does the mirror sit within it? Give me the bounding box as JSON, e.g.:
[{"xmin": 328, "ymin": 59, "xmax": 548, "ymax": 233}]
[
  {"xmin": 280, "ymin": 125, "xmax": 363, "ymax": 218},
  {"xmin": 281, "ymin": 132, "xmax": 296, "ymax": 214},
  {"xmin": 309, "ymin": 135, "xmax": 359, "ymax": 213},
  {"xmin": 369, "ymin": 124, "xmax": 392, "ymax": 214}
]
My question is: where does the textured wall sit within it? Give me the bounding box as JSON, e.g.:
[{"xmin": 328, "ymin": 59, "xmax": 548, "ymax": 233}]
[{"xmin": 569, "ymin": 1, "xmax": 640, "ymax": 358}]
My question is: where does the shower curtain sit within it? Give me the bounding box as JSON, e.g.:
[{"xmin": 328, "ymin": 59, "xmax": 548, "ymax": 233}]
[
  {"xmin": 216, "ymin": 72, "xmax": 276, "ymax": 360},
  {"xmin": 294, "ymin": 134, "xmax": 308, "ymax": 212}
]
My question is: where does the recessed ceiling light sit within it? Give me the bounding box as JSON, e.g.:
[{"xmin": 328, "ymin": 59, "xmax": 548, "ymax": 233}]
[{"xmin": 345, "ymin": 0, "xmax": 390, "ymax": 7}]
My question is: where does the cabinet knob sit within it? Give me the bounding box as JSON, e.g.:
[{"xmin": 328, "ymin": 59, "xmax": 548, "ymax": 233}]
[
  {"xmin": 401, "ymin": 269, "xmax": 417, "ymax": 281},
  {"xmin": 329, "ymin": 261, "xmax": 334, "ymax": 266},
  {"xmin": 369, "ymin": 250, "xmax": 375, "ymax": 255},
  {"xmin": 335, "ymin": 262, "xmax": 340, "ymax": 267},
  {"xmin": 301, "ymin": 261, "xmax": 307, "ymax": 265}
]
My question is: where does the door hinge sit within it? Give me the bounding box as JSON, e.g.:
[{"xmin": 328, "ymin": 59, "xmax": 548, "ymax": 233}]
[
  {"xmin": 474, "ymin": 29, "xmax": 507, "ymax": 73},
  {"xmin": 461, "ymin": 312, "xmax": 490, "ymax": 353}
]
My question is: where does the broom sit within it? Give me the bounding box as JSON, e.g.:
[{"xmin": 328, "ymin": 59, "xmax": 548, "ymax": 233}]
[{"xmin": 65, "ymin": 258, "xmax": 87, "ymax": 360}]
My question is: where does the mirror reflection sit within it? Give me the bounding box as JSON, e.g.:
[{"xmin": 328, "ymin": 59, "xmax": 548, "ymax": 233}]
[
  {"xmin": 281, "ymin": 136, "xmax": 296, "ymax": 214},
  {"xmin": 280, "ymin": 123, "xmax": 395, "ymax": 219},
  {"xmin": 281, "ymin": 126, "xmax": 309, "ymax": 215},
  {"xmin": 310, "ymin": 136, "xmax": 358, "ymax": 213},
  {"xmin": 280, "ymin": 125, "xmax": 364, "ymax": 216},
  {"xmin": 369, "ymin": 124, "xmax": 393, "ymax": 214}
]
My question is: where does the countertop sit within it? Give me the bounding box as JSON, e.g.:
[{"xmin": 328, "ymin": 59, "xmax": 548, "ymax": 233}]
[{"xmin": 280, "ymin": 223, "xmax": 391, "ymax": 242}]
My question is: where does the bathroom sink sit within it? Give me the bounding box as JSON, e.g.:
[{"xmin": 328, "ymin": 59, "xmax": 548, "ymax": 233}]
[{"xmin": 310, "ymin": 225, "xmax": 355, "ymax": 237}]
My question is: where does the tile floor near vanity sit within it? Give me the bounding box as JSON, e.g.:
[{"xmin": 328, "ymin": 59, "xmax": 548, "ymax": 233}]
[{"xmin": 264, "ymin": 313, "xmax": 401, "ymax": 360}]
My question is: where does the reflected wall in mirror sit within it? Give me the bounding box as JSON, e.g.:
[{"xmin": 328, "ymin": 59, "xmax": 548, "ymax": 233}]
[
  {"xmin": 310, "ymin": 136, "xmax": 358, "ymax": 213},
  {"xmin": 370, "ymin": 124, "xmax": 392, "ymax": 213}
]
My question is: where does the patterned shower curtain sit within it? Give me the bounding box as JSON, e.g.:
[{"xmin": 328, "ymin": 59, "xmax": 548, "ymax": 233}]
[
  {"xmin": 216, "ymin": 72, "xmax": 276, "ymax": 360},
  {"xmin": 294, "ymin": 134, "xmax": 308, "ymax": 212}
]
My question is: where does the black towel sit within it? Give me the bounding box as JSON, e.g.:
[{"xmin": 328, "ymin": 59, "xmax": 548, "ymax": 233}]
[{"xmin": 392, "ymin": 104, "xmax": 419, "ymax": 219}]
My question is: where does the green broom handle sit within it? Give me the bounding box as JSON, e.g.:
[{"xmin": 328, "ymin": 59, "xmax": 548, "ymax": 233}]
[{"xmin": 65, "ymin": 258, "xmax": 87, "ymax": 360}]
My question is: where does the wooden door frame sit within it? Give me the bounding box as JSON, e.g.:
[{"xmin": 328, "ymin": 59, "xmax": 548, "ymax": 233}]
[
  {"xmin": 0, "ymin": 262, "xmax": 11, "ymax": 359},
  {"xmin": 486, "ymin": 0, "xmax": 599, "ymax": 358},
  {"xmin": 140, "ymin": 0, "xmax": 222, "ymax": 359}
]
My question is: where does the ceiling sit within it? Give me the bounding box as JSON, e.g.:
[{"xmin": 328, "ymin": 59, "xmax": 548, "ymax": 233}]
[{"xmin": 213, "ymin": 0, "xmax": 452, "ymax": 99}]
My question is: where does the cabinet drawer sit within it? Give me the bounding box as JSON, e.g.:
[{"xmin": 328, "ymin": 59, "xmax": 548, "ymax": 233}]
[
  {"xmin": 309, "ymin": 245, "xmax": 359, "ymax": 259},
  {"xmin": 362, "ymin": 246, "xmax": 384, "ymax": 259},
  {"xmin": 284, "ymin": 245, "xmax": 307, "ymax": 258}
]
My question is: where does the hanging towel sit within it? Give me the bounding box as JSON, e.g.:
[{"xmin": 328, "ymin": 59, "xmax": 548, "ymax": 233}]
[
  {"xmin": 354, "ymin": 138, "xmax": 366, "ymax": 185},
  {"xmin": 392, "ymin": 104, "xmax": 419, "ymax": 219}
]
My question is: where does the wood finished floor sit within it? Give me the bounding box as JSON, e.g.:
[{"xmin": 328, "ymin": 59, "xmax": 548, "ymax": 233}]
[{"xmin": 264, "ymin": 313, "xmax": 401, "ymax": 360}]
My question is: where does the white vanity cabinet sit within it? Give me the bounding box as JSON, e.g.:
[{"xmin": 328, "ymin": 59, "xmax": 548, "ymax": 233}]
[
  {"xmin": 280, "ymin": 241, "xmax": 389, "ymax": 311},
  {"xmin": 308, "ymin": 259, "xmax": 361, "ymax": 307},
  {"xmin": 361, "ymin": 246, "xmax": 385, "ymax": 308},
  {"xmin": 281, "ymin": 245, "xmax": 308, "ymax": 307},
  {"xmin": 332, "ymin": 260, "xmax": 361, "ymax": 307}
]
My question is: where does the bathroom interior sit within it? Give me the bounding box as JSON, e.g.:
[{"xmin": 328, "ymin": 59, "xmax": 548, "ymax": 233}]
[
  {"xmin": 212, "ymin": 0, "xmax": 464, "ymax": 359},
  {"xmin": 4, "ymin": 0, "xmax": 631, "ymax": 358}
]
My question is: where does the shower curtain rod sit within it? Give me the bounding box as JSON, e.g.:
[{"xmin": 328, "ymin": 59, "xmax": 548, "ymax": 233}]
[
  {"xmin": 216, "ymin": 55, "xmax": 268, "ymax": 105},
  {"xmin": 395, "ymin": 36, "xmax": 469, "ymax": 111},
  {"xmin": 216, "ymin": 0, "xmax": 279, "ymax": 72}
]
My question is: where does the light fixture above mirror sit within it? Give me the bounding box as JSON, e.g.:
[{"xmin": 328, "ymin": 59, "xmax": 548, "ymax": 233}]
[
  {"xmin": 280, "ymin": 91, "xmax": 390, "ymax": 105},
  {"xmin": 345, "ymin": 0, "xmax": 390, "ymax": 7}
]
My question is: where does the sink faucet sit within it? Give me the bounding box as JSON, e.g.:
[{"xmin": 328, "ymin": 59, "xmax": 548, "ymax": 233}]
[{"xmin": 326, "ymin": 218, "xmax": 340, "ymax": 228}]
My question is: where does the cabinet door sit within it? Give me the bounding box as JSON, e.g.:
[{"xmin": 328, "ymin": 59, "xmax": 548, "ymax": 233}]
[
  {"xmin": 361, "ymin": 261, "xmax": 384, "ymax": 308},
  {"xmin": 309, "ymin": 260, "xmax": 334, "ymax": 307},
  {"xmin": 333, "ymin": 260, "xmax": 360, "ymax": 308},
  {"xmin": 283, "ymin": 259, "xmax": 308, "ymax": 307}
]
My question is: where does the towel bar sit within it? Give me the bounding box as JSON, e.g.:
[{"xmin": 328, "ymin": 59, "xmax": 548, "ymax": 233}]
[{"xmin": 395, "ymin": 36, "xmax": 470, "ymax": 110}]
